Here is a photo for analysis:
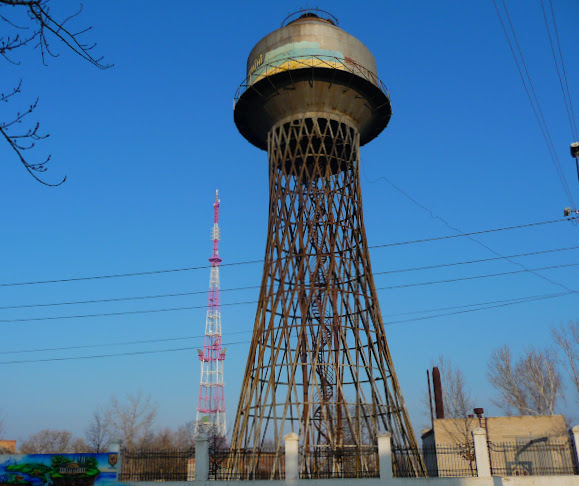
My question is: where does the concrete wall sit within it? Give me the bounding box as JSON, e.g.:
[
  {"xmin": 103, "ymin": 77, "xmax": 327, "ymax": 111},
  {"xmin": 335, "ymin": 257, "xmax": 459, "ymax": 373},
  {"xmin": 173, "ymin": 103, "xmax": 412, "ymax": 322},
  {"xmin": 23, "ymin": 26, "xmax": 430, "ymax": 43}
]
[{"xmin": 427, "ymin": 416, "xmax": 568, "ymax": 445}]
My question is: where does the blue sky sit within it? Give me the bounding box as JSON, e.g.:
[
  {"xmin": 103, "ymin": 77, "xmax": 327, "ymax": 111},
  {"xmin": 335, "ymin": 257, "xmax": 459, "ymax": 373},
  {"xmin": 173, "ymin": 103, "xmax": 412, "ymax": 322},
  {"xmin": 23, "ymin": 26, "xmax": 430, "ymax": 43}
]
[{"xmin": 1, "ymin": 0, "xmax": 578, "ymax": 442}]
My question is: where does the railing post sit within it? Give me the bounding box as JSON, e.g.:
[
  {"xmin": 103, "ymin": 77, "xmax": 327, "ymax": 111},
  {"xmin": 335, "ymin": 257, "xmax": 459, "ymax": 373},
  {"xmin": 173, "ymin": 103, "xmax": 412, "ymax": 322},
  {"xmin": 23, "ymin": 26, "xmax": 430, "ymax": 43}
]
[
  {"xmin": 572, "ymin": 425, "xmax": 579, "ymax": 470},
  {"xmin": 472, "ymin": 427, "xmax": 491, "ymax": 477},
  {"xmin": 195, "ymin": 433, "xmax": 209, "ymax": 482},
  {"xmin": 284, "ymin": 433, "xmax": 299, "ymax": 481},
  {"xmin": 107, "ymin": 438, "xmax": 121, "ymax": 481},
  {"xmin": 378, "ymin": 432, "xmax": 393, "ymax": 480}
]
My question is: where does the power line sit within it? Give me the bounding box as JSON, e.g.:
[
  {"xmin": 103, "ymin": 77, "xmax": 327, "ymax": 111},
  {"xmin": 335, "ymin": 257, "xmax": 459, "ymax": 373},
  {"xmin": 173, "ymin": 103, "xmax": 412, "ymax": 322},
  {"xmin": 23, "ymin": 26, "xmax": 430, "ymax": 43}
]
[
  {"xmin": 2, "ymin": 261, "xmax": 578, "ymax": 324},
  {"xmin": 382, "ymin": 289, "xmax": 570, "ymax": 326},
  {"xmin": 373, "ymin": 244, "xmax": 579, "ymax": 276},
  {"xmin": 376, "ymin": 261, "xmax": 579, "ymax": 291},
  {"xmin": 0, "ymin": 300, "xmax": 257, "ymax": 323},
  {"xmin": 363, "ymin": 169, "xmax": 579, "ymax": 298},
  {"xmin": 2, "ymin": 244, "xmax": 578, "ymax": 311},
  {"xmin": 540, "ymin": 0, "xmax": 578, "ymax": 141},
  {"xmin": 1, "ymin": 290, "xmax": 573, "ymax": 365},
  {"xmin": 1, "ymin": 290, "xmax": 570, "ymax": 356},
  {"xmin": 492, "ymin": 0, "xmax": 575, "ymax": 206},
  {"xmin": 0, "ymin": 259, "xmax": 263, "ymax": 288},
  {"xmin": 0, "ymin": 216, "xmax": 575, "ymax": 288},
  {"xmin": 0, "ymin": 330, "xmax": 252, "ymax": 355},
  {"xmin": 0, "ymin": 286, "xmax": 260, "ymax": 310},
  {"xmin": 0, "ymin": 340, "xmax": 251, "ymax": 365},
  {"xmin": 381, "ymin": 290, "xmax": 568, "ymax": 317}
]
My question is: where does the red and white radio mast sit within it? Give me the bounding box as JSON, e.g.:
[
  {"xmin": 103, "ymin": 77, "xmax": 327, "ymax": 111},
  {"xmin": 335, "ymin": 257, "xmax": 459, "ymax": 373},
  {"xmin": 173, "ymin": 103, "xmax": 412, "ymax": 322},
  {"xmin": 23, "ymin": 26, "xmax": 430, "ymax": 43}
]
[{"xmin": 195, "ymin": 190, "xmax": 226, "ymax": 437}]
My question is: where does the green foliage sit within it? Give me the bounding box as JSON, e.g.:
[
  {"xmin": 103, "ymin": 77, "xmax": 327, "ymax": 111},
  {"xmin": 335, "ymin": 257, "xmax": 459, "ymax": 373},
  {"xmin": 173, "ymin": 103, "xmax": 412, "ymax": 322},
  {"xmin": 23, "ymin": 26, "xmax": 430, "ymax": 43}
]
[
  {"xmin": 6, "ymin": 463, "xmax": 51, "ymax": 476},
  {"xmin": 7, "ymin": 456, "xmax": 100, "ymax": 480}
]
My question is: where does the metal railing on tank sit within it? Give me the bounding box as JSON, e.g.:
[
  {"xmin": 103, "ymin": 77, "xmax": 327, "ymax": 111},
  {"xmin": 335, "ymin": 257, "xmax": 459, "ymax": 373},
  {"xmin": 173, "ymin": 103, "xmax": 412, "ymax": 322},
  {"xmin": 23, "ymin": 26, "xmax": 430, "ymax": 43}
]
[
  {"xmin": 281, "ymin": 8, "xmax": 340, "ymax": 27},
  {"xmin": 234, "ymin": 55, "xmax": 390, "ymax": 108}
]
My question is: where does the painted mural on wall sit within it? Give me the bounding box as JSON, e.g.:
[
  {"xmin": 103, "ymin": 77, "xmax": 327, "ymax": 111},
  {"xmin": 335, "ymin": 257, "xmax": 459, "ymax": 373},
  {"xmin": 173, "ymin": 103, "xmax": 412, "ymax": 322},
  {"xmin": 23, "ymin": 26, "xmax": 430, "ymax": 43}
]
[{"xmin": 0, "ymin": 453, "xmax": 118, "ymax": 486}]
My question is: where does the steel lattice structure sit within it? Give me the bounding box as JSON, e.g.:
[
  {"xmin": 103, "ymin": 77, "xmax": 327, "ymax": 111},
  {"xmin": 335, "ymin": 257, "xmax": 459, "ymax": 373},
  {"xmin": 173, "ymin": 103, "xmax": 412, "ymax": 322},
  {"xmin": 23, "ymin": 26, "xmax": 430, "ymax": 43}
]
[
  {"xmin": 195, "ymin": 190, "xmax": 226, "ymax": 438},
  {"xmin": 229, "ymin": 10, "xmax": 424, "ymax": 478}
]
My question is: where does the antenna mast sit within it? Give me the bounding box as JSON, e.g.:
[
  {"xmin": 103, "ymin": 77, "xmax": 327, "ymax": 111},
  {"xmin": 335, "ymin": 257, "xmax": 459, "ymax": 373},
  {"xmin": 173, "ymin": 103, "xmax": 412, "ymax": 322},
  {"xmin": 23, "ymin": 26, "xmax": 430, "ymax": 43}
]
[{"xmin": 195, "ymin": 190, "xmax": 226, "ymax": 438}]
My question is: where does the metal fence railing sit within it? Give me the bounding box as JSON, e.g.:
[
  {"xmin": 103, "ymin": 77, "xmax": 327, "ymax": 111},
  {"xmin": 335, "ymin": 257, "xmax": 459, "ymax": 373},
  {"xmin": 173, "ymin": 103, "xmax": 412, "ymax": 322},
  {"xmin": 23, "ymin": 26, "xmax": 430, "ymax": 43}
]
[
  {"xmin": 298, "ymin": 446, "xmax": 379, "ymax": 479},
  {"xmin": 489, "ymin": 440, "xmax": 578, "ymax": 476},
  {"xmin": 120, "ymin": 448, "xmax": 195, "ymax": 481},
  {"xmin": 119, "ymin": 439, "xmax": 578, "ymax": 481},
  {"xmin": 393, "ymin": 444, "xmax": 477, "ymax": 478},
  {"xmin": 208, "ymin": 448, "xmax": 284, "ymax": 480}
]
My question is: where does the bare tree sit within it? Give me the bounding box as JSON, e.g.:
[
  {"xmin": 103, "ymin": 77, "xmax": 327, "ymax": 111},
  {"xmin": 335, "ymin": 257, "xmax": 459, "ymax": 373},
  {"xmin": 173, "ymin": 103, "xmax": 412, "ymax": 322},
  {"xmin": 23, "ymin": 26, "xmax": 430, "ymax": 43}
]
[
  {"xmin": 19, "ymin": 429, "xmax": 87, "ymax": 453},
  {"xmin": 0, "ymin": 411, "xmax": 5, "ymax": 438},
  {"xmin": 175, "ymin": 421, "xmax": 196, "ymax": 449},
  {"xmin": 85, "ymin": 408, "xmax": 112, "ymax": 453},
  {"xmin": 426, "ymin": 356, "xmax": 476, "ymax": 472},
  {"xmin": 553, "ymin": 321, "xmax": 579, "ymax": 406},
  {"xmin": 1, "ymin": 0, "xmax": 110, "ymax": 185},
  {"xmin": 488, "ymin": 345, "xmax": 562, "ymax": 415},
  {"xmin": 105, "ymin": 391, "xmax": 158, "ymax": 449},
  {"xmin": 436, "ymin": 355, "xmax": 474, "ymax": 418}
]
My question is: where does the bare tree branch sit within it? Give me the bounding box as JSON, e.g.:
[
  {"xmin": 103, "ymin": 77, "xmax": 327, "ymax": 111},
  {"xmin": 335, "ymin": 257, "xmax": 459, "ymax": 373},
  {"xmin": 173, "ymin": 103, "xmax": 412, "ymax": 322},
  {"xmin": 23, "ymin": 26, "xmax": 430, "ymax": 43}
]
[
  {"xmin": 85, "ymin": 409, "xmax": 112, "ymax": 453},
  {"xmin": 488, "ymin": 345, "xmax": 562, "ymax": 415},
  {"xmin": 19, "ymin": 429, "xmax": 87, "ymax": 453},
  {"xmin": 553, "ymin": 321, "xmax": 579, "ymax": 406},
  {"xmin": 104, "ymin": 391, "xmax": 158, "ymax": 449},
  {"xmin": 1, "ymin": 0, "xmax": 111, "ymax": 185}
]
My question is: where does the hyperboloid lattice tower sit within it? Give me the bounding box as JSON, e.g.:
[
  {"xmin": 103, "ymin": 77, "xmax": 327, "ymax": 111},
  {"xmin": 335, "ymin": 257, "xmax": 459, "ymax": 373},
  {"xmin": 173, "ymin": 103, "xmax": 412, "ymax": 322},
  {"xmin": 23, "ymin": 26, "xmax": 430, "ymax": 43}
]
[
  {"xmin": 195, "ymin": 190, "xmax": 226, "ymax": 438},
  {"xmin": 230, "ymin": 10, "xmax": 424, "ymax": 477}
]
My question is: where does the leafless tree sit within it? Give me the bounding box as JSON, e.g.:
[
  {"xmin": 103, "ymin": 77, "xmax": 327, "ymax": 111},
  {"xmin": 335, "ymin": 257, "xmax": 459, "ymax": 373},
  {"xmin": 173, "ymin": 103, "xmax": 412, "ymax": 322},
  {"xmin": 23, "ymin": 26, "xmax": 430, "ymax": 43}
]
[
  {"xmin": 488, "ymin": 345, "xmax": 562, "ymax": 415},
  {"xmin": 85, "ymin": 408, "xmax": 112, "ymax": 453},
  {"xmin": 175, "ymin": 421, "xmax": 196, "ymax": 449},
  {"xmin": 104, "ymin": 391, "xmax": 158, "ymax": 449},
  {"xmin": 19, "ymin": 429, "xmax": 87, "ymax": 453},
  {"xmin": 553, "ymin": 321, "xmax": 579, "ymax": 406},
  {"xmin": 436, "ymin": 355, "xmax": 474, "ymax": 419},
  {"xmin": 0, "ymin": 411, "xmax": 5, "ymax": 438},
  {"xmin": 425, "ymin": 356, "xmax": 477, "ymax": 472},
  {"xmin": 1, "ymin": 0, "xmax": 110, "ymax": 185}
]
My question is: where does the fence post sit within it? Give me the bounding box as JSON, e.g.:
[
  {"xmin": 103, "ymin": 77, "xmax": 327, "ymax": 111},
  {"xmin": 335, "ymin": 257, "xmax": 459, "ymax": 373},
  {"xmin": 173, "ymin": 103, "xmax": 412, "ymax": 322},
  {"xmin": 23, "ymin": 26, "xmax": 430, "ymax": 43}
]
[
  {"xmin": 195, "ymin": 433, "xmax": 209, "ymax": 482},
  {"xmin": 378, "ymin": 432, "xmax": 393, "ymax": 480},
  {"xmin": 284, "ymin": 432, "xmax": 299, "ymax": 481},
  {"xmin": 472, "ymin": 427, "xmax": 491, "ymax": 477},
  {"xmin": 572, "ymin": 425, "xmax": 579, "ymax": 469},
  {"xmin": 107, "ymin": 439, "xmax": 121, "ymax": 482}
]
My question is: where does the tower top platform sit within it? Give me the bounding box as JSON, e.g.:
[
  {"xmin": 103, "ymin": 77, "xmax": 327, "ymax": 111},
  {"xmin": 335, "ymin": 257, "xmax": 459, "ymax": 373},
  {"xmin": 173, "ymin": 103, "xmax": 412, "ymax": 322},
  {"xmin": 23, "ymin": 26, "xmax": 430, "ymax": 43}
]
[{"xmin": 234, "ymin": 11, "xmax": 392, "ymax": 151}]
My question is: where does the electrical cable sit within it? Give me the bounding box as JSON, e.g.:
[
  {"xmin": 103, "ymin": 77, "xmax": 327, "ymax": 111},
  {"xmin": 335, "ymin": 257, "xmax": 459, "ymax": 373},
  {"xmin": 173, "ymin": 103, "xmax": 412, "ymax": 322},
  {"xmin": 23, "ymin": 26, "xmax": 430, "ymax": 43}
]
[
  {"xmin": 0, "ymin": 216, "xmax": 575, "ymax": 288},
  {"xmin": 0, "ymin": 290, "xmax": 572, "ymax": 357},
  {"xmin": 0, "ymin": 300, "xmax": 257, "ymax": 323},
  {"xmin": 0, "ymin": 330, "xmax": 252, "ymax": 355},
  {"xmin": 540, "ymin": 0, "xmax": 578, "ymax": 141},
  {"xmin": 0, "ymin": 340, "xmax": 251, "ymax": 365},
  {"xmin": 364, "ymin": 168, "xmax": 579, "ymax": 297},
  {"xmin": 372, "ymin": 244, "xmax": 579, "ymax": 276},
  {"xmin": 2, "ymin": 261, "xmax": 578, "ymax": 323},
  {"xmin": 492, "ymin": 0, "xmax": 575, "ymax": 205},
  {"xmin": 1, "ymin": 289, "xmax": 574, "ymax": 365},
  {"xmin": 2, "ymin": 244, "xmax": 578, "ymax": 311},
  {"xmin": 375, "ymin": 261, "xmax": 579, "ymax": 291}
]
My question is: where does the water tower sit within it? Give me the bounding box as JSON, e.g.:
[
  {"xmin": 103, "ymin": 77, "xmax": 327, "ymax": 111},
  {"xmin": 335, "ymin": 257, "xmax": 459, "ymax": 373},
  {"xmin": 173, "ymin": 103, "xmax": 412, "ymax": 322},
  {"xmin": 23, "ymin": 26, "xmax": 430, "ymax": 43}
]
[{"xmin": 230, "ymin": 9, "xmax": 424, "ymax": 478}]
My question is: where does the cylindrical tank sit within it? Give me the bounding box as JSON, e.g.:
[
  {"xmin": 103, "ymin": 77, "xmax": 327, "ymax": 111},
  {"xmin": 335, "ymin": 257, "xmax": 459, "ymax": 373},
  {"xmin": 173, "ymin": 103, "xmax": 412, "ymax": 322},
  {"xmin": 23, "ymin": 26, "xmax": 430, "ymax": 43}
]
[{"xmin": 234, "ymin": 10, "xmax": 392, "ymax": 150}]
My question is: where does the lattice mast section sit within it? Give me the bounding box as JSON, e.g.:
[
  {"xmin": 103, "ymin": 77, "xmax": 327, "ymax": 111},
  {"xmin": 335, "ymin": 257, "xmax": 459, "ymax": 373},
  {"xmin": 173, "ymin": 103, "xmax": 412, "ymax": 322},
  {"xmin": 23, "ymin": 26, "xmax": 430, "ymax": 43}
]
[{"xmin": 195, "ymin": 190, "xmax": 226, "ymax": 438}]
